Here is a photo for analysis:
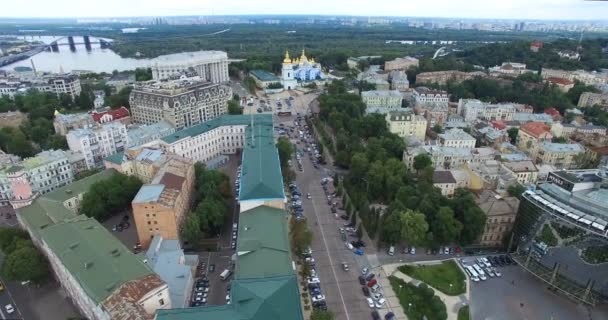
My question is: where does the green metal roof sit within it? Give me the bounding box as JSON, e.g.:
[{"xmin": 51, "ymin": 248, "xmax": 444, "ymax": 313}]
[
  {"xmin": 42, "ymin": 169, "xmax": 117, "ymax": 202},
  {"xmin": 104, "ymin": 152, "xmax": 125, "ymax": 165},
  {"xmin": 238, "ymin": 122, "xmax": 285, "ymax": 202},
  {"xmin": 40, "ymin": 215, "xmax": 154, "ymax": 303},
  {"xmin": 156, "ymin": 275, "xmax": 303, "ymax": 320},
  {"xmin": 235, "ymin": 206, "xmax": 292, "ymax": 279},
  {"xmin": 250, "ymin": 70, "xmax": 280, "ymax": 82},
  {"xmin": 161, "ymin": 114, "xmax": 273, "ymax": 144}
]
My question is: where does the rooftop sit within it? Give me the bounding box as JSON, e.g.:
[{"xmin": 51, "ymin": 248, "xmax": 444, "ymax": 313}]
[
  {"xmin": 520, "ymin": 121, "xmax": 552, "ymax": 138},
  {"xmin": 150, "ymin": 50, "xmax": 227, "ymax": 65},
  {"xmin": 502, "ymin": 160, "xmax": 538, "ymax": 173},
  {"xmin": 20, "ymin": 149, "xmax": 68, "ymax": 170},
  {"xmin": 433, "ymin": 170, "xmax": 457, "ymax": 184},
  {"xmin": 361, "ymin": 90, "xmax": 403, "ymax": 98},
  {"xmin": 161, "ymin": 114, "xmax": 271, "ymax": 144},
  {"xmin": 92, "ymin": 106, "xmax": 130, "ymax": 123},
  {"xmin": 250, "ymin": 70, "xmax": 280, "ymax": 82},
  {"xmin": 547, "ymin": 77, "xmax": 575, "ymax": 86},
  {"xmin": 540, "ymin": 142, "xmax": 584, "ymax": 153},
  {"xmin": 132, "ymin": 184, "xmax": 166, "ymax": 203},
  {"xmin": 439, "ymin": 128, "xmax": 476, "ymax": 142}
]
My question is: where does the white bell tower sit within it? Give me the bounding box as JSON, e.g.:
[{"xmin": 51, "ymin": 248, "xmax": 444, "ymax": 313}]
[{"xmin": 281, "ymin": 50, "xmax": 297, "ymax": 90}]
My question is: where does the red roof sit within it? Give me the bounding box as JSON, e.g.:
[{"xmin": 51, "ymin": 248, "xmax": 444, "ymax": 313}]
[
  {"xmin": 490, "ymin": 120, "xmax": 506, "ymax": 130},
  {"xmin": 530, "ymin": 41, "xmax": 543, "ymax": 48},
  {"xmin": 92, "ymin": 106, "xmax": 130, "ymax": 123},
  {"xmin": 544, "ymin": 108, "xmax": 561, "ymax": 117},
  {"xmin": 547, "ymin": 77, "xmax": 574, "ymax": 86},
  {"xmin": 520, "ymin": 121, "xmax": 551, "ymax": 139}
]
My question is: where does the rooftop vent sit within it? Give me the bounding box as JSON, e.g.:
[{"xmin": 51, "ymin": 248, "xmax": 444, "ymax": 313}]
[
  {"xmin": 65, "ymin": 189, "xmax": 72, "ymax": 194},
  {"xmin": 69, "ymin": 242, "xmax": 79, "ymax": 249},
  {"xmin": 84, "ymin": 262, "xmax": 94, "ymax": 269}
]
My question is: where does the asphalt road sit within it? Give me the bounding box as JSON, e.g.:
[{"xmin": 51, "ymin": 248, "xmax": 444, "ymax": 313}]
[{"xmin": 0, "ymin": 253, "xmax": 26, "ymax": 320}]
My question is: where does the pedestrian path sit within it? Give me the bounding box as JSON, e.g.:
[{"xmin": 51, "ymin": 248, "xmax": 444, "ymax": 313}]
[{"xmin": 382, "ymin": 261, "xmax": 471, "ymax": 320}]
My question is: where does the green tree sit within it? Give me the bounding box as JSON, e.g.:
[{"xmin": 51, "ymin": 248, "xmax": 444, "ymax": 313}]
[
  {"xmin": 196, "ymin": 198, "xmax": 227, "ymax": 235},
  {"xmin": 433, "ymin": 207, "xmax": 463, "ymax": 245},
  {"xmin": 381, "ymin": 212, "xmax": 402, "ymax": 244},
  {"xmin": 135, "ymin": 68, "xmax": 153, "ymax": 81},
  {"xmin": 276, "ymin": 137, "xmax": 294, "ymax": 168},
  {"xmin": 311, "ymin": 310, "xmax": 335, "ymax": 320},
  {"xmin": 413, "ymin": 154, "xmax": 433, "ymax": 172},
  {"xmin": 400, "ymin": 209, "xmax": 429, "ymax": 246},
  {"xmin": 182, "ymin": 214, "xmax": 202, "ymax": 245},
  {"xmin": 80, "ymin": 173, "xmax": 143, "ymax": 221},
  {"xmin": 290, "ymin": 219, "xmax": 313, "ymax": 256},
  {"xmin": 507, "ymin": 184, "xmax": 526, "ymax": 199},
  {"xmin": 459, "ymin": 207, "xmax": 487, "ymax": 245},
  {"xmin": 357, "ymin": 80, "xmax": 376, "ymax": 93},
  {"xmin": 227, "ymin": 100, "xmax": 242, "ymax": 115},
  {"xmin": 507, "ymin": 128, "xmax": 519, "ymax": 144},
  {"xmin": 552, "ymin": 136, "xmax": 567, "ymax": 143},
  {"xmin": 433, "ymin": 124, "xmax": 444, "ymax": 134},
  {"xmin": 244, "ymin": 76, "xmax": 257, "ymax": 93},
  {"xmin": 1, "ymin": 241, "xmax": 50, "ymax": 284},
  {"xmin": 0, "ymin": 227, "xmax": 29, "ymax": 254}
]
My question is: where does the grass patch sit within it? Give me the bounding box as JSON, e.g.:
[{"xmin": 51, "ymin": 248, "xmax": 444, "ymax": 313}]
[
  {"xmin": 535, "ymin": 224, "xmax": 558, "ymax": 247},
  {"xmin": 398, "ymin": 260, "xmax": 466, "ymax": 296},
  {"xmin": 389, "ymin": 276, "xmax": 447, "ymax": 320},
  {"xmin": 550, "ymin": 222, "xmax": 583, "ymax": 239},
  {"xmin": 457, "ymin": 306, "xmax": 470, "ymax": 320},
  {"xmin": 582, "ymin": 246, "xmax": 608, "ymax": 264}
]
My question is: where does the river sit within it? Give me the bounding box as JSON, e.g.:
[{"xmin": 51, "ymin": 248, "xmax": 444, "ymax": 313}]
[{"xmin": 0, "ymin": 35, "xmax": 150, "ymax": 73}]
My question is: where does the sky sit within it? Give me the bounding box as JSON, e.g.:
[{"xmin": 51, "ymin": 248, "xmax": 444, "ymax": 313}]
[{"xmin": 1, "ymin": 0, "xmax": 608, "ymax": 20}]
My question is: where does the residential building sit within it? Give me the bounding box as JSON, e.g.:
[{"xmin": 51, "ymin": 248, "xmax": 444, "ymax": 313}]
[
  {"xmin": 530, "ymin": 41, "xmax": 543, "ymax": 52},
  {"xmin": 512, "ymin": 113, "xmax": 554, "ymax": 124},
  {"xmin": 489, "ymin": 62, "xmax": 531, "ymax": 76},
  {"xmin": 541, "ymin": 68, "xmax": 608, "ymax": 87},
  {"xmin": 552, "ymin": 122, "xmax": 607, "ymax": 138},
  {"xmin": 105, "ymin": 148, "xmax": 168, "ymax": 184},
  {"xmin": 557, "ymin": 50, "xmax": 580, "ymax": 60},
  {"xmin": 144, "ymin": 235, "xmax": 198, "ymax": 308},
  {"xmin": 66, "ymin": 150, "xmax": 87, "ymax": 175},
  {"xmin": 501, "ymin": 160, "xmax": 539, "ymax": 185},
  {"xmin": 45, "ymin": 74, "xmax": 82, "ymax": 99},
  {"xmin": 538, "ymin": 142, "xmax": 585, "ymax": 169},
  {"xmin": 578, "ymin": 92, "xmax": 608, "ymax": 108},
  {"xmin": 546, "ymin": 77, "xmax": 575, "ymax": 92},
  {"xmin": 132, "ymin": 155, "xmax": 194, "ymax": 248},
  {"xmin": 477, "ymin": 190, "xmax": 519, "ymax": 246},
  {"xmin": 517, "ymin": 122, "xmax": 553, "ymax": 159},
  {"xmin": 544, "ymin": 107, "xmax": 562, "ymax": 122},
  {"xmin": 464, "ymin": 160, "xmax": 518, "ymax": 193},
  {"xmin": 432, "ymin": 170, "xmax": 457, "ymax": 198},
  {"xmin": 457, "ymin": 99, "xmax": 516, "ymax": 122},
  {"xmin": 472, "ymin": 124, "xmax": 509, "ymax": 147},
  {"xmin": 92, "ymin": 106, "xmax": 131, "ymax": 125},
  {"xmin": 127, "ymin": 121, "xmax": 176, "ymax": 147},
  {"xmin": 361, "ymin": 90, "xmax": 403, "ymax": 112},
  {"xmin": 415, "ymin": 70, "xmax": 486, "ymax": 86},
  {"xmin": 249, "ymin": 70, "xmax": 281, "ymax": 89},
  {"xmin": 363, "ymin": 77, "xmax": 390, "ymax": 91},
  {"xmin": 346, "ymin": 55, "xmax": 381, "ymax": 69},
  {"xmin": 67, "ymin": 122, "xmax": 129, "ymax": 169},
  {"xmin": 129, "ymin": 76, "xmax": 232, "ymax": 128},
  {"xmin": 53, "ymin": 111, "xmax": 94, "ymax": 136},
  {"xmin": 411, "ymin": 87, "xmax": 449, "ymax": 106},
  {"xmin": 16, "ymin": 170, "xmax": 171, "ymax": 320},
  {"xmin": 385, "ymin": 111, "xmax": 427, "ymax": 141},
  {"xmin": 438, "ymin": 128, "xmax": 477, "ymax": 149},
  {"xmin": 403, "ymin": 145, "xmax": 496, "ymax": 170},
  {"xmin": 149, "ymin": 50, "xmax": 229, "ymax": 83},
  {"xmin": 106, "ymin": 73, "xmax": 136, "ymax": 93},
  {"xmin": 384, "ymin": 56, "xmax": 419, "ymax": 71},
  {"xmin": 389, "ymin": 71, "xmax": 409, "ymax": 91}
]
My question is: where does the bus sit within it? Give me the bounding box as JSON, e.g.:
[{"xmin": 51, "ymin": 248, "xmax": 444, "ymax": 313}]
[
  {"xmin": 464, "ymin": 266, "xmax": 480, "ymax": 282},
  {"xmin": 473, "ymin": 264, "xmax": 487, "ymax": 281}
]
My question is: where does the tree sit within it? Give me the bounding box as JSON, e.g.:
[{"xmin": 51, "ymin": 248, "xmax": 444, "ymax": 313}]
[
  {"xmin": 135, "ymin": 68, "xmax": 153, "ymax": 81},
  {"xmin": 182, "ymin": 214, "xmax": 202, "ymax": 245},
  {"xmin": 1, "ymin": 241, "xmax": 50, "ymax": 284},
  {"xmin": 460, "ymin": 207, "xmax": 487, "ymax": 245},
  {"xmin": 507, "ymin": 184, "xmax": 526, "ymax": 199},
  {"xmin": 80, "ymin": 173, "xmax": 143, "ymax": 221},
  {"xmin": 227, "ymin": 99, "xmax": 242, "ymax": 115},
  {"xmin": 244, "ymin": 76, "xmax": 257, "ymax": 93},
  {"xmin": 507, "ymin": 128, "xmax": 518, "ymax": 144},
  {"xmin": 399, "ymin": 209, "xmax": 429, "ymax": 246},
  {"xmin": 381, "ymin": 212, "xmax": 402, "ymax": 245},
  {"xmin": 196, "ymin": 198, "xmax": 227, "ymax": 235},
  {"xmin": 433, "ymin": 207, "xmax": 463, "ymax": 245},
  {"xmin": 413, "ymin": 154, "xmax": 432, "ymax": 172},
  {"xmin": 357, "ymin": 80, "xmax": 376, "ymax": 93},
  {"xmin": 311, "ymin": 310, "xmax": 335, "ymax": 320},
  {"xmin": 290, "ymin": 219, "xmax": 312, "ymax": 256},
  {"xmin": 0, "ymin": 227, "xmax": 29, "ymax": 254},
  {"xmin": 552, "ymin": 136, "xmax": 568, "ymax": 143},
  {"xmin": 432, "ymin": 124, "xmax": 444, "ymax": 134},
  {"xmin": 276, "ymin": 137, "xmax": 294, "ymax": 168}
]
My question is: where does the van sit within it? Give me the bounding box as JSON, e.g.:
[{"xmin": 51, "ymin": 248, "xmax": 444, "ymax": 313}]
[
  {"xmin": 388, "ymin": 246, "xmax": 395, "ymax": 256},
  {"xmin": 220, "ymin": 269, "xmax": 232, "ymax": 281}
]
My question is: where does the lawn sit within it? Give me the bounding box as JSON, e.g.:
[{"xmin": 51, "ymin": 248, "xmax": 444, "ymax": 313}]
[
  {"xmin": 535, "ymin": 224, "xmax": 558, "ymax": 246},
  {"xmin": 389, "ymin": 276, "xmax": 447, "ymax": 320},
  {"xmin": 398, "ymin": 260, "xmax": 466, "ymax": 296},
  {"xmin": 457, "ymin": 306, "xmax": 470, "ymax": 320}
]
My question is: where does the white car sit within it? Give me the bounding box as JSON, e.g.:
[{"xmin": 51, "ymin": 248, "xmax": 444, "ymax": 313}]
[
  {"xmin": 375, "ymin": 298, "xmax": 386, "ymax": 309},
  {"xmin": 361, "ymin": 267, "xmax": 369, "ymax": 275},
  {"xmin": 444, "ymin": 247, "xmax": 450, "ymax": 254},
  {"xmin": 372, "ymin": 292, "xmax": 383, "ymax": 300},
  {"xmin": 307, "ymin": 193, "xmax": 312, "ymax": 199},
  {"xmin": 410, "ymin": 247, "xmax": 416, "ymax": 255},
  {"xmin": 311, "ymin": 294, "xmax": 326, "ymax": 303},
  {"xmin": 307, "ymin": 277, "xmax": 321, "ymax": 284},
  {"xmin": 485, "ymin": 267, "xmax": 495, "ymax": 278},
  {"xmin": 226, "ymin": 294, "xmax": 231, "ymax": 301},
  {"xmin": 366, "ymin": 298, "xmax": 375, "ymax": 308},
  {"xmin": 493, "ymin": 268, "xmax": 502, "ymax": 277},
  {"xmin": 345, "ymin": 242, "xmax": 354, "ymax": 250},
  {"xmin": 5, "ymin": 304, "xmax": 14, "ymax": 314}
]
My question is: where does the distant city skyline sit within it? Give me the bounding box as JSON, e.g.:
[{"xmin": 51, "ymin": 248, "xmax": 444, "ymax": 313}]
[{"xmin": 1, "ymin": 0, "xmax": 608, "ymax": 21}]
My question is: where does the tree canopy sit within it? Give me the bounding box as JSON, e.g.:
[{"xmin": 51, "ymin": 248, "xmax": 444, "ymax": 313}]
[{"xmin": 80, "ymin": 173, "xmax": 143, "ymax": 221}]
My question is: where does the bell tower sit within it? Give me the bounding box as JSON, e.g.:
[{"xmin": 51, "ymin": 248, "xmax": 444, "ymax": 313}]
[{"xmin": 281, "ymin": 50, "xmax": 297, "ymax": 90}]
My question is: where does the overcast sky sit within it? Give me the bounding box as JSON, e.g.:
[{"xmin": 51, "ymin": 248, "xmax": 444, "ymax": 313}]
[{"xmin": 1, "ymin": 0, "xmax": 607, "ymax": 20}]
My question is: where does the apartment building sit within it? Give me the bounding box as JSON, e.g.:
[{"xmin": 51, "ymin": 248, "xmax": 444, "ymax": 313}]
[
  {"xmin": 477, "ymin": 190, "xmax": 519, "ymax": 247},
  {"xmin": 541, "ymin": 68, "xmax": 608, "ymax": 86},
  {"xmin": 67, "ymin": 122, "xmax": 128, "ymax": 169},
  {"xmin": 546, "ymin": 77, "xmax": 575, "ymax": 92},
  {"xmin": 438, "ymin": 128, "xmax": 477, "ymax": 149},
  {"xmin": 385, "ymin": 111, "xmax": 427, "ymax": 141},
  {"xmin": 132, "ymin": 155, "xmax": 194, "ymax": 249},
  {"xmin": 489, "ymin": 62, "xmax": 531, "ymax": 76},
  {"xmin": 578, "ymin": 92, "xmax": 608, "ymax": 108},
  {"xmin": 384, "ymin": 56, "xmax": 419, "ymax": 71},
  {"xmin": 361, "ymin": 90, "xmax": 403, "ymax": 111},
  {"xmin": 129, "ymin": 76, "xmax": 232, "ymax": 128},
  {"xmin": 516, "ymin": 122, "xmax": 553, "ymax": 159},
  {"xmin": 501, "ymin": 160, "xmax": 539, "ymax": 185},
  {"xmin": 389, "ymin": 70, "xmax": 409, "ymax": 91},
  {"xmin": 44, "ymin": 74, "xmax": 82, "ymax": 99},
  {"xmin": 432, "ymin": 170, "xmax": 457, "ymax": 198},
  {"xmin": 91, "ymin": 106, "xmax": 131, "ymax": 125},
  {"xmin": 457, "ymin": 99, "xmax": 516, "ymax": 122},
  {"xmin": 403, "ymin": 145, "xmax": 496, "ymax": 170},
  {"xmin": 415, "ymin": 70, "xmax": 486, "ymax": 86},
  {"xmin": 149, "ymin": 50, "xmax": 229, "ymax": 83},
  {"xmin": 412, "ymin": 87, "xmax": 449, "ymax": 106},
  {"xmin": 538, "ymin": 142, "xmax": 585, "ymax": 169},
  {"xmin": 53, "ymin": 111, "xmax": 94, "ymax": 136},
  {"xmin": 127, "ymin": 121, "xmax": 176, "ymax": 148}
]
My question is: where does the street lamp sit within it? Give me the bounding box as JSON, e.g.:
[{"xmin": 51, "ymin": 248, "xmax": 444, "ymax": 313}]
[
  {"xmin": 399, "ymin": 284, "xmax": 403, "ymax": 295},
  {"xmin": 408, "ymin": 303, "xmax": 412, "ymax": 312},
  {"xmin": 449, "ymin": 283, "xmax": 453, "ymax": 292}
]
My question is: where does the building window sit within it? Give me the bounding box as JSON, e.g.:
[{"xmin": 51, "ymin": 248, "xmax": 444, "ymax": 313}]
[{"xmin": 159, "ymin": 298, "xmax": 165, "ymax": 306}]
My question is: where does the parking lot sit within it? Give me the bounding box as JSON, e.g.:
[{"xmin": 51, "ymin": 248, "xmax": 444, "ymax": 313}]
[{"xmin": 242, "ymin": 89, "xmax": 317, "ymax": 116}]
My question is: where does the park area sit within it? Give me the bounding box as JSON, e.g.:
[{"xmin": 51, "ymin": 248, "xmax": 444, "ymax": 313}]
[
  {"xmin": 398, "ymin": 260, "xmax": 467, "ymax": 295},
  {"xmin": 457, "ymin": 305, "xmax": 470, "ymax": 320},
  {"xmin": 388, "ymin": 276, "xmax": 447, "ymax": 320}
]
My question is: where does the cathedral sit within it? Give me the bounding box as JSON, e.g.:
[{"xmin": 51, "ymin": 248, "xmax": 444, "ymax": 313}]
[{"xmin": 281, "ymin": 49, "xmax": 326, "ymax": 90}]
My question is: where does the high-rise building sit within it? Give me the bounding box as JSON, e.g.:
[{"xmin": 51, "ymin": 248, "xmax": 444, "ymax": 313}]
[{"xmin": 149, "ymin": 50, "xmax": 230, "ymax": 82}]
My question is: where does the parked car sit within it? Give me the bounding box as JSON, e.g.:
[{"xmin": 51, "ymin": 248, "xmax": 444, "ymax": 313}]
[
  {"xmin": 371, "ymin": 311, "xmax": 381, "ymax": 320},
  {"xmin": 366, "ymin": 298, "xmax": 375, "ymax": 308},
  {"xmin": 365, "ymin": 273, "xmax": 375, "ymax": 282},
  {"xmin": 358, "ymin": 275, "xmax": 366, "ymax": 285},
  {"xmin": 367, "ymin": 279, "xmax": 377, "ymax": 288},
  {"xmin": 362, "ymin": 286, "xmax": 370, "ymax": 296},
  {"xmin": 385, "ymin": 312, "xmax": 395, "ymax": 320}
]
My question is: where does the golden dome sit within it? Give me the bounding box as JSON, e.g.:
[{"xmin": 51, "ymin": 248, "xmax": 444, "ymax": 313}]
[
  {"xmin": 310, "ymin": 57, "xmax": 316, "ymax": 64},
  {"xmin": 283, "ymin": 50, "xmax": 291, "ymax": 64},
  {"xmin": 54, "ymin": 109, "xmax": 61, "ymax": 117},
  {"xmin": 300, "ymin": 48, "xmax": 308, "ymax": 62}
]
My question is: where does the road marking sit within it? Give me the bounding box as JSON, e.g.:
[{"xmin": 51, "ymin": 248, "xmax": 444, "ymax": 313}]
[
  {"xmin": 0, "ymin": 306, "xmax": 5, "ymax": 319},
  {"xmin": 309, "ymin": 185, "xmax": 350, "ymax": 320}
]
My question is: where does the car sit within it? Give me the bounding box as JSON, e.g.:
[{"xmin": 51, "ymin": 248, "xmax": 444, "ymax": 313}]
[
  {"xmin": 231, "ymin": 241, "xmax": 236, "ymax": 249},
  {"xmin": 341, "ymin": 233, "xmax": 347, "ymax": 241},
  {"xmin": 410, "ymin": 246, "xmax": 416, "ymax": 255},
  {"xmin": 197, "ymin": 287, "xmax": 209, "ymax": 293},
  {"xmin": 375, "ymin": 298, "xmax": 386, "ymax": 309},
  {"xmin": 493, "ymin": 268, "xmax": 502, "ymax": 277},
  {"xmin": 361, "ymin": 267, "xmax": 369, "ymax": 275},
  {"xmin": 307, "ymin": 193, "xmax": 312, "ymax": 199},
  {"xmin": 331, "ymin": 207, "xmax": 337, "ymax": 213},
  {"xmin": 307, "ymin": 277, "xmax": 321, "ymax": 285},
  {"xmin": 371, "ymin": 283, "xmax": 381, "ymax": 292},
  {"xmin": 342, "ymin": 262, "xmax": 349, "ymax": 271},
  {"xmin": 371, "ymin": 310, "xmax": 381, "ymax": 320},
  {"xmin": 366, "ymin": 298, "xmax": 375, "ymax": 308},
  {"xmin": 372, "ymin": 292, "xmax": 383, "ymax": 300},
  {"xmin": 340, "ymin": 215, "xmax": 349, "ymax": 220},
  {"xmin": 312, "ymin": 294, "xmax": 326, "ymax": 303},
  {"xmin": 449, "ymin": 247, "xmax": 454, "ymax": 255},
  {"xmin": 311, "ymin": 287, "xmax": 322, "ymax": 295},
  {"xmin": 385, "ymin": 312, "xmax": 395, "ymax": 320},
  {"xmin": 358, "ymin": 275, "xmax": 366, "ymax": 285},
  {"xmin": 305, "ymin": 257, "xmax": 316, "ymax": 266},
  {"xmin": 505, "ymin": 255, "xmax": 515, "ymax": 265},
  {"xmin": 498, "ymin": 255, "xmax": 507, "ymax": 265},
  {"xmin": 365, "ymin": 273, "xmax": 375, "ymax": 282},
  {"xmin": 367, "ymin": 279, "xmax": 377, "ymax": 288},
  {"xmin": 339, "ymin": 228, "xmax": 345, "ymax": 234},
  {"xmin": 444, "ymin": 247, "xmax": 450, "ymax": 254},
  {"xmin": 5, "ymin": 304, "xmax": 14, "ymax": 314},
  {"xmin": 485, "ymin": 267, "xmax": 495, "ymax": 278},
  {"xmin": 362, "ymin": 286, "xmax": 370, "ymax": 296},
  {"xmin": 345, "ymin": 242, "xmax": 354, "ymax": 250}
]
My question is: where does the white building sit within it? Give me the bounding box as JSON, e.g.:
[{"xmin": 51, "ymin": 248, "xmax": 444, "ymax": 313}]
[
  {"xmin": 127, "ymin": 121, "xmax": 176, "ymax": 148},
  {"xmin": 361, "ymin": 90, "xmax": 403, "ymax": 111},
  {"xmin": 129, "ymin": 76, "xmax": 231, "ymax": 129},
  {"xmin": 389, "ymin": 71, "xmax": 409, "ymax": 91},
  {"xmin": 384, "ymin": 56, "xmax": 419, "ymax": 71},
  {"xmin": 385, "ymin": 111, "xmax": 427, "ymax": 141},
  {"xmin": 457, "ymin": 99, "xmax": 517, "ymax": 122},
  {"xmin": 149, "ymin": 50, "xmax": 229, "ymax": 83},
  {"xmin": 67, "ymin": 122, "xmax": 128, "ymax": 169},
  {"xmin": 403, "ymin": 145, "xmax": 496, "ymax": 170},
  {"xmin": 501, "ymin": 160, "xmax": 539, "ymax": 185},
  {"xmin": 411, "ymin": 87, "xmax": 449, "ymax": 106},
  {"xmin": 438, "ymin": 128, "xmax": 477, "ymax": 149},
  {"xmin": 432, "ymin": 170, "xmax": 457, "ymax": 198},
  {"xmin": 489, "ymin": 62, "xmax": 532, "ymax": 76}
]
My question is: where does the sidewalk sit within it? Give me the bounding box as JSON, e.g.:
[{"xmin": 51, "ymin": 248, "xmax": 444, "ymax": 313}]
[{"xmin": 382, "ymin": 261, "xmax": 471, "ymax": 320}]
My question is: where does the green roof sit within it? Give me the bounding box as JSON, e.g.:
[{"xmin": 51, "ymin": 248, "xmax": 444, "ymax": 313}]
[
  {"xmin": 104, "ymin": 152, "xmax": 125, "ymax": 165},
  {"xmin": 156, "ymin": 275, "xmax": 303, "ymax": 320},
  {"xmin": 238, "ymin": 122, "xmax": 285, "ymax": 202},
  {"xmin": 40, "ymin": 215, "xmax": 154, "ymax": 303},
  {"xmin": 161, "ymin": 114, "xmax": 273, "ymax": 144},
  {"xmin": 250, "ymin": 69, "xmax": 280, "ymax": 82},
  {"xmin": 42, "ymin": 169, "xmax": 117, "ymax": 202},
  {"xmin": 235, "ymin": 206, "xmax": 293, "ymax": 279}
]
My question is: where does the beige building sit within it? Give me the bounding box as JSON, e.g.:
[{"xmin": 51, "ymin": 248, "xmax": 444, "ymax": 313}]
[
  {"xmin": 438, "ymin": 128, "xmax": 477, "ymax": 149},
  {"xmin": 537, "ymin": 142, "xmax": 585, "ymax": 169},
  {"xmin": 432, "ymin": 170, "xmax": 457, "ymax": 198},
  {"xmin": 361, "ymin": 90, "xmax": 403, "ymax": 111},
  {"xmin": 385, "ymin": 111, "xmax": 427, "ymax": 141},
  {"xmin": 501, "ymin": 160, "xmax": 539, "ymax": 185},
  {"xmin": 578, "ymin": 92, "xmax": 608, "ymax": 108},
  {"xmin": 476, "ymin": 190, "xmax": 519, "ymax": 247},
  {"xmin": 389, "ymin": 71, "xmax": 409, "ymax": 91},
  {"xmin": 516, "ymin": 122, "xmax": 553, "ymax": 159},
  {"xmin": 415, "ymin": 70, "xmax": 486, "ymax": 86},
  {"xmin": 384, "ymin": 56, "xmax": 419, "ymax": 71},
  {"xmin": 131, "ymin": 155, "xmax": 195, "ymax": 248},
  {"xmin": 546, "ymin": 77, "xmax": 575, "ymax": 92}
]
